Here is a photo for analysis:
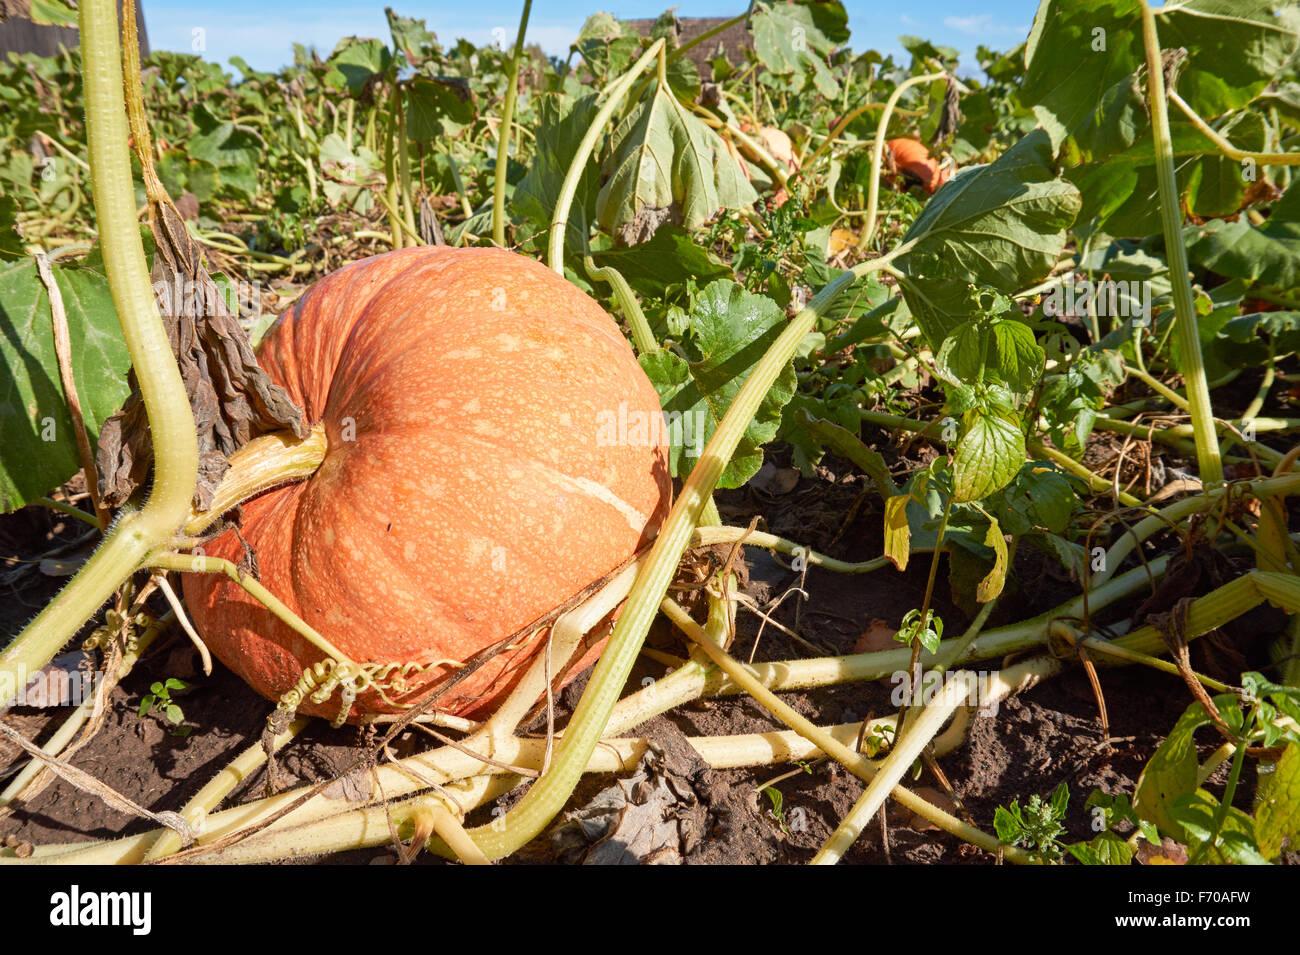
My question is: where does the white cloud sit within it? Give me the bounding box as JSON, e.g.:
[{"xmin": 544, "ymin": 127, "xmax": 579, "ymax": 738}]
[{"xmin": 942, "ymin": 14, "xmax": 1029, "ymax": 38}]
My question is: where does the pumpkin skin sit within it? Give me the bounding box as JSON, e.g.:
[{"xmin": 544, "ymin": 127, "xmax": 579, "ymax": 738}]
[
  {"xmin": 886, "ymin": 138, "xmax": 951, "ymax": 195},
  {"xmin": 182, "ymin": 246, "xmax": 672, "ymax": 721}
]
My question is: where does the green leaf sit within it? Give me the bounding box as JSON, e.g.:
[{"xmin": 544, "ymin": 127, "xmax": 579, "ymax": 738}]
[
  {"xmin": 386, "ymin": 8, "xmax": 437, "ymax": 67},
  {"xmin": 1171, "ymin": 790, "xmax": 1268, "ymax": 865},
  {"xmin": 164, "ymin": 704, "xmax": 184, "ymax": 725},
  {"xmin": 894, "ymin": 130, "xmax": 1081, "ymax": 349},
  {"xmin": 324, "ymin": 37, "xmax": 395, "ymax": 93},
  {"xmin": 1256, "ymin": 741, "xmax": 1300, "ymax": 860},
  {"xmin": 1215, "ymin": 311, "xmax": 1300, "ymax": 366},
  {"xmin": 1023, "ymin": 0, "xmax": 1147, "ymax": 154},
  {"xmin": 991, "ymin": 320, "xmax": 1045, "ymax": 394},
  {"xmin": 138, "ymin": 696, "xmax": 154, "ymax": 719},
  {"xmin": 405, "ymin": 77, "xmax": 475, "ymax": 142},
  {"xmin": 596, "ymin": 82, "xmax": 757, "ymax": 242},
  {"xmin": 1159, "ymin": 0, "xmax": 1300, "ymax": 119},
  {"xmin": 1024, "ymin": 0, "xmax": 1299, "ymax": 153},
  {"xmin": 589, "ymin": 226, "xmax": 733, "ymax": 299},
  {"xmin": 1186, "ymin": 182, "xmax": 1300, "ymax": 290},
  {"xmin": 27, "ymin": 0, "xmax": 78, "ymax": 27},
  {"xmin": 572, "ymin": 12, "xmax": 640, "ymax": 84},
  {"xmin": 1134, "ymin": 700, "xmax": 1214, "ymax": 841},
  {"xmin": 933, "ymin": 322, "xmax": 989, "ymax": 387},
  {"xmin": 0, "ymin": 197, "xmax": 24, "ymax": 259},
  {"xmin": 996, "ymin": 464, "xmax": 1078, "ymax": 536},
  {"xmin": 638, "ymin": 281, "xmax": 794, "ymax": 487},
  {"xmin": 1067, "ymin": 831, "xmax": 1134, "ymax": 866},
  {"xmin": 952, "ymin": 413, "xmax": 1024, "ymax": 503},
  {"xmin": 512, "ymin": 93, "xmax": 601, "ymax": 255},
  {"xmin": 1184, "ymin": 112, "xmax": 1267, "ymax": 218},
  {"xmin": 318, "ymin": 134, "xmax": 379, "ymax": 210},
  {"xmin": 994, "ymin": 804, "xmax": 1024, "ymax": 844},
  {"xmin": 0, "ymin": 256, "xmax": 132, "ymax": 513},
  {"xmin": 794, "ymin": 409, "xmax": 897, "ymax": 499},
  {"xmin": 750, "ymin": 0, "xmax": 844, "ymax": 98}
]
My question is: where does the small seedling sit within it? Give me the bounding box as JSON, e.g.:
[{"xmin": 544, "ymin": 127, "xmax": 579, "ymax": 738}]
[
  {"xmin": 995, "ymin": 781, "xmax": 1070, "ymax": 862},
  {"xmin": 763, "ymin": 786, "xmax": 790, "ymax": 833},
  {"xmin": 138, "ymin": 678, "xmax": 191, "ymax": 736}
]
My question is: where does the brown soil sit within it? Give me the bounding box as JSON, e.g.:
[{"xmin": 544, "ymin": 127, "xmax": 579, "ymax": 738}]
[{"xmin": 0, "ymin": 439, "xmax": 1292, "ymax": 865}]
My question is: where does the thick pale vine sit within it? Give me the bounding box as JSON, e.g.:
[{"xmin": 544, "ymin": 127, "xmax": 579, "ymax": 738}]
[{"xmin": 0, "ymin": 0, "xmax": 199, "ymax": 710}]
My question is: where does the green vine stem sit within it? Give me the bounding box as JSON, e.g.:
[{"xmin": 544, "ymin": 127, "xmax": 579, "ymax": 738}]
[
  {"xmin": 492, "ymin": 0, "xmax": 532, "ymax": 247},
  {"xmin": 383, "ymin": 82, "xmax": 403, "ymax": 249},
  {"xmin": 4, "ymin": 552, "xmax": 1185, "ymax": 865},
  {"xmin": 141, "ymin": 717, "xmax": 307, "ymax": 861},
  {"xmin": 663, "ymin": 597, "xmax": 1028, "ymax": 863},
  {"xmin": 583, "ymin": 256, "xmax": 658, "ymax": 355},
  {"xmin": 1140, "ymin": 0, "xmax": 1222, "ymax": 485},
  {"xmin": 0, "ymin": 0, "xmax": 199, "ymax": 711},
  {"xmin": 1169, "ymin": 89, "xmax": 1300, "ymax": 167},
  {"xmin": 181, "ymin": 426, "xmax": 326, "ymax": 537},
  {"xmin": 548, "ymin": 39, "xmax": 665, "ymax": 274},
  {"xmin": 1093, "ymin": 471, "xmax": 1300, "ymax": 586},
  {"xmin": 148, "ymin": 554, "xmax": 355, "ymax": 667},
  {"xmin": 856, "ymin": 71, "xmax": 948, "ymax": 250},
  {"xmin": 465, "ymin": 242, "xmax": 916, "ymax": 859},
  {"xmin": 396, "ymin": 85, "xmax": 418, "ymax": 243}
]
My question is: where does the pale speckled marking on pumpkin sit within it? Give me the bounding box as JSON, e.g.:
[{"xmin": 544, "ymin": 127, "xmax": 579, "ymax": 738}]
[{"xmin": 528, "ymin": 463, "xmax": 654, "ymax": 535}]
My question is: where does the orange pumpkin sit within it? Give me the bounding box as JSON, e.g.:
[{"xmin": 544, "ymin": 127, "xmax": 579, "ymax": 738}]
[
  {"xmin": 886, "ymin": 138, "xmax": 951, "ymax": 195},
  {"xmin": 183, "ymin": 247, "xmax": 672, "ymax": 721}
]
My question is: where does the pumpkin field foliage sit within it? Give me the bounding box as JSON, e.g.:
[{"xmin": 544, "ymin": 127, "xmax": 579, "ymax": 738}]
[{"xmin": 1, "ymin": 0, "xmax": 1300, "ymax": 867}]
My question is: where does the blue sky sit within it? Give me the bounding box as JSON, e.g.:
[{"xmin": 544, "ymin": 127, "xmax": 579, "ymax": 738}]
[{"xmin": 141, "ymin": 1, "xmax": 1042, "ymax": 75}]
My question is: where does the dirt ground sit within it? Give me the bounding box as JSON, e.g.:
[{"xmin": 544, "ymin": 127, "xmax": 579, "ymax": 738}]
[{"xmin": 0, "ymin": 438, "xmax": 1291, "ymax": 865}]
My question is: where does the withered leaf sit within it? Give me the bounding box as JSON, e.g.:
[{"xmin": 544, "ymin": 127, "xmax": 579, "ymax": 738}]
[{"xmin": 96, "ymin": 199, "xmax": 308, "ymax": 510}]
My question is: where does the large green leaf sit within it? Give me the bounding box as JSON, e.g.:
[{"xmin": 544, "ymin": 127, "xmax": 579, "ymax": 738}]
[
  {"xmin": 318, "ymin": 134, "xmax": 378, "ymax": 211},
  {"xmin": 1025, "ymin": 0, "xmax": 1299, "ymax": 153},
  {"xmin": 1160, "ymin": 0, "xmax": 1300, "ymax": 119},
  {"xmin": 28, "ymin": 0, "xmax": 77, "ymax": 26},
  {"xmin": 386, "ymin": 8, "xmax": 437, "ymax": 68},
  {"xmin": 0, "ymin": 256, "xmax": 132, "ymax": 513},
  {"xmin": 589, "ymin": 226, "xmax": 733, "ymax": 299},
  {"xmin": 1134, "ymin": 699, "xmax": 1216, "ymax": 842},
  {"xmin": 1068, "ymin": 112, "xmax": 1269, "ymax": 234},
  {"xmin": 596, "ymin": 82, "xmax": 757, "ymax": 243},
  {"xmin": 185, "ymin": 104, "xmax": 261, "ymax": 200},
  {"xmin": 1187, "ymin": 182, "xmax": 1300, "ymax": 289},
  {"xmin": 404, "ymin": 77, "xmax": 475, "ymax": 142},
  {"xmin": 572, "ymin": 12, "xmax": 641, "ymax": 84},
  {"xmin": 952, "ymin": 412, "xmax": 1024, "ymax": 503},
  {"xmin": 750, "ymin": 0, "xmax": 845, "ymax": 98},
  {"xmin": 638, "ymin": 280, "xmax": 795, "ymax": 488},
  {"xmin": 894, "ymin": 130, "xmax": 1081, "ymax": 349},
  {"xmin": 324, "ymin": 37, "xmax": 394, "ymax": 93},
  {"xmin": 1024, "ymin": 0, "xmax": 1146, "ymax": 154},
  {"xmin": 512, "ymin": 93, "xmax": 601, "ymax": 255}
]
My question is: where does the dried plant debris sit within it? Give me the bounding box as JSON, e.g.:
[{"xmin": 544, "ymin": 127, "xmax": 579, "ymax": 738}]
[
  {"xmin": 547, "ymin": 725, "xmax": 710, "ymax": 864},
  {"xmin": 96, "ymin": 199, "xmax": 308, "ymax": 511}
]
